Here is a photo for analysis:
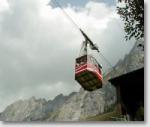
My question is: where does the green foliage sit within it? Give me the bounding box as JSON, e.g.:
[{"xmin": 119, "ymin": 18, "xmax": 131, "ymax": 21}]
[
  {"xmin": 135, "ymin": 106, "xmax": 144, "ymax": 121},
  {"xmin": 117, "ymin": 0, "xmax": 144, "ymax": 40}
]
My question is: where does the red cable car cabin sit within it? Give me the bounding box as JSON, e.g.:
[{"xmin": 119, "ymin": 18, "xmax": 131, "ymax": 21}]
[{"xmin": 75, "ymin": 54, "xmax": 103, "ymax": 91}]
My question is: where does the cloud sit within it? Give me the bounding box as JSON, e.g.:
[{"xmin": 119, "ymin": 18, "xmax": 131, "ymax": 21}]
[
  {"xmin": 0, "ymin": 0, "xmax": 134, "ymax": 112},
  {"xmin": 0, "ymin": 0, "xmax": 9, "ymax": 12}
]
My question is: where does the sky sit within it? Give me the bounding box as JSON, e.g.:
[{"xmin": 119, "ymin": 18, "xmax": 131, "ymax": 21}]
[
  {"xmin": 50, "ymin": 0, "xmax": 116, "ymax": 7},
  {"xmin": 0, "ymin": 0, "xmax": 135, "ymax": 112}
]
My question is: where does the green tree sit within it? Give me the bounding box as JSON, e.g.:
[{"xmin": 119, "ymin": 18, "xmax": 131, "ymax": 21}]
[{"xmin": 117, "ymin": 0, "xmax": 144, "ymax": 40}]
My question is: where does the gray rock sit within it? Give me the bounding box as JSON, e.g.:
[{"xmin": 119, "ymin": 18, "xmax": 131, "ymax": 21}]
[
  {"xmin": 47, "ymin": 84, "xmax": 116, "ymax": 121},
  {"xmin": 1, "ymin": 97, "xmax": 47, "ymax": 121},
  {"xmin": 0, "ymin": 95, "xmax": 68, "ymax": 122}
]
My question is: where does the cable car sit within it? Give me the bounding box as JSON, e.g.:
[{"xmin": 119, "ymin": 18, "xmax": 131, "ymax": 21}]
[
  {"xmin": 75, "ymin": 54, "xmax": 103, "ymax": 91},
  {"xmin": 75, "ymin": 29, "xmax": 103, "ymax": 91}
]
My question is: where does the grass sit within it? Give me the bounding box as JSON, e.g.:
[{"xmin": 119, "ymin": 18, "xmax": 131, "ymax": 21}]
[
  {"xmin": 85, "ymin": 111, "xmax": 121, "ymax": 121},
  {"xmin": 81, "ymin": 105, "xmax": 126, "ymax": 121}
]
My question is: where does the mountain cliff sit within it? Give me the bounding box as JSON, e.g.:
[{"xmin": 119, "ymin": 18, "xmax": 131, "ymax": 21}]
[
  {"xmin": 0, "ymin": 40, "xmax": 144, "ymax": 121},
  {"xmin": 0, "ymin": 84, "xmax": 116, "ymax": 121},
  {"xmin": 0, "ymin": 95, "xmax": 70, "ymax": 121},
  {"xmin": 46, "ymin": 85, "xmax": 116, "ymax": 121}
]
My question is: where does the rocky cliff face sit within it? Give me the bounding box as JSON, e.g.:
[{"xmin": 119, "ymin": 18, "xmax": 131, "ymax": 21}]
[
  {"xmin": 0, "ymin": 40, "xmax": 144, "ymax": 122},
  {"xmin": 0, "ymin": 94, "xmax": 72, "ymax": 121},
  {"xmin": 0, "ymin": 84, "xmax": 116, "ymax": 122},
  {"xmin": 0, "ymin": 97, "xmax": 47, "ymax": 121},
  {"xmin": 46, "ymin": 84, "xmax": 116, "ymax": 121}
]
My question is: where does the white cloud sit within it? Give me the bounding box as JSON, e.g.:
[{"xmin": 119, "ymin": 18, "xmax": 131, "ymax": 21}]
[
  {"xmin": 0, "ymin": 0, "xmax": 135, "ymax": 112},
  {"xmin": 0, "ymin": 0, "xmax": 9, "ymax": 12}
]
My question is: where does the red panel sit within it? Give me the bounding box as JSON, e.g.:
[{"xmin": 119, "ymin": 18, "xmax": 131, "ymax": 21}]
[{"xmin": 75, "ymin": 63, "xmax": 102, "ymax": 81}]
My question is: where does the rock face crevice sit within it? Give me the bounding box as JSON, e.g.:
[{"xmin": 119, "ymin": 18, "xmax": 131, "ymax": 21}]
[{"xmin": 0, "ymin": 40, "xmax": 144, "ymax": 121}]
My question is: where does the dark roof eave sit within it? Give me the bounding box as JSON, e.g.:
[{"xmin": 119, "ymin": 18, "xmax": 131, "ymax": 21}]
[{"xmin": 109, "ymin": 67, "xmax": 144, "ymax": 86}]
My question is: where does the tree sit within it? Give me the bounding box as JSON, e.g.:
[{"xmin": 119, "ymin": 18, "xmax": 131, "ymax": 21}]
[{"xmin": 117, "ymin": 0, "xmax": 144, "ymax": 40}]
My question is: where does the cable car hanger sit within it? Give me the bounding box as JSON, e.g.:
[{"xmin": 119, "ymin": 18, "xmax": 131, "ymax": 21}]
[{"xmin": 52, "ymin": 0, "xmax": 99, "ymax": 52}]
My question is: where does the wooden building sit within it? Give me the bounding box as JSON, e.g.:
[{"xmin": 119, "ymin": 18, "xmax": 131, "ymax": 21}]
[{"xmin": 109, "ymin": 67, "xmax": 144, "ymax": 121}]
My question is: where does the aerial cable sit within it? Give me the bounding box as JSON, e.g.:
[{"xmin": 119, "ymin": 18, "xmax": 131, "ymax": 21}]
[
  {"xmin": 53, "ymin": 0, "xmax": 80, "ymax": 30},
  {"xmin": 98, "ymin": 52, "xmax": 114, "ymax": 70},
  {"xmin": 53, "ymin": 0, "xmax": 100, "ymax": 53}
]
